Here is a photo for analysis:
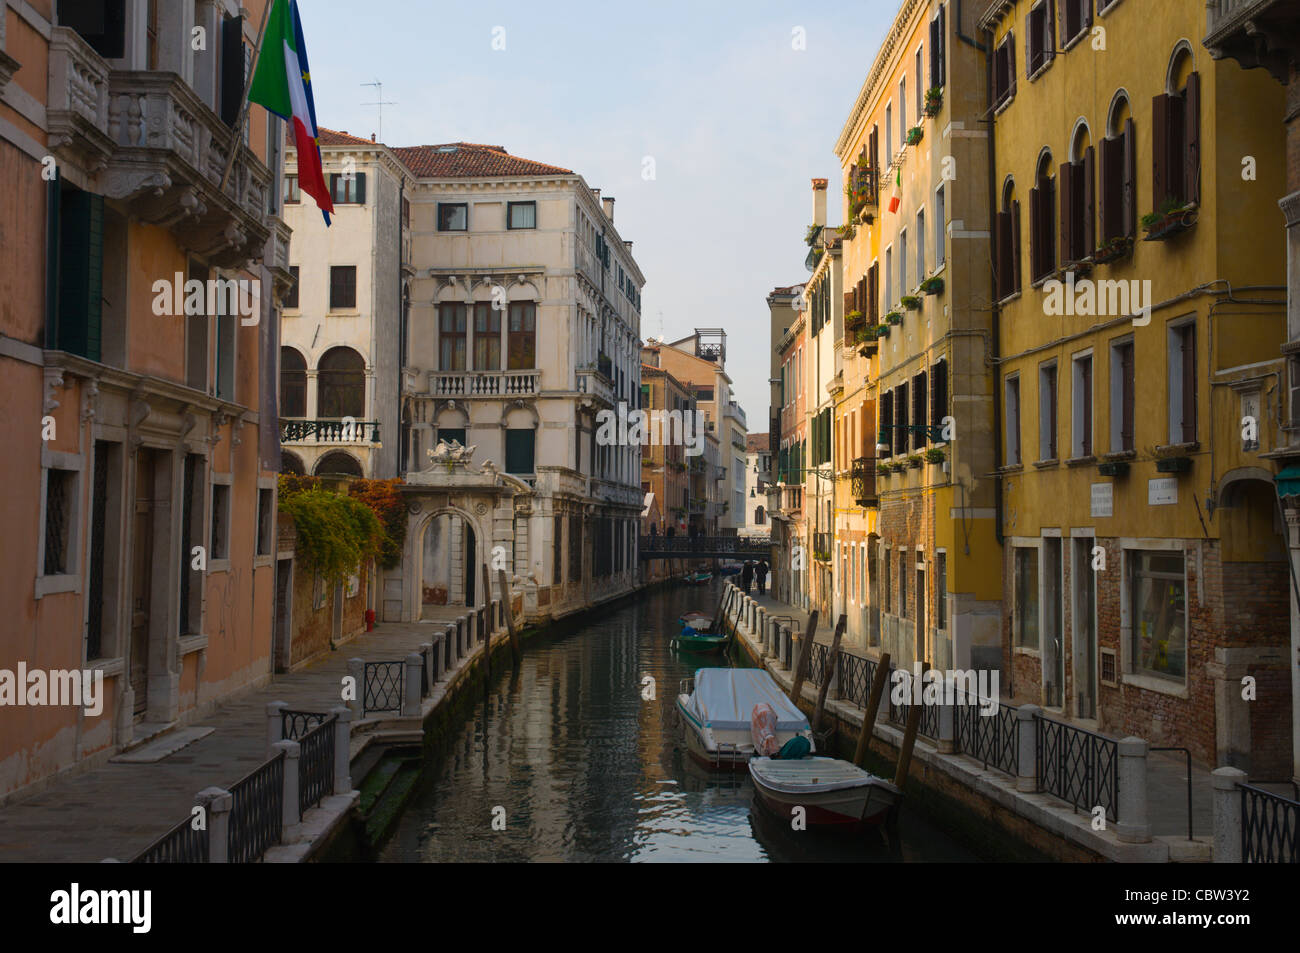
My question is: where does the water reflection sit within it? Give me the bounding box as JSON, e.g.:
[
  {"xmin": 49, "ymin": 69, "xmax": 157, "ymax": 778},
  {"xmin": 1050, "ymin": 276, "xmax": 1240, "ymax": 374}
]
[{"xmin": 378, "ymin": 581, "xmax": 981, "ymax": 863}]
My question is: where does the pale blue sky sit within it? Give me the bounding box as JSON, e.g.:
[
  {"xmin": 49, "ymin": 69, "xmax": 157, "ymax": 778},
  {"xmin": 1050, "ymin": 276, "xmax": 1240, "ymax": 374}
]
[{"xmin": 296, "ymin": 0, "xmax": 892, "ymax": 427}]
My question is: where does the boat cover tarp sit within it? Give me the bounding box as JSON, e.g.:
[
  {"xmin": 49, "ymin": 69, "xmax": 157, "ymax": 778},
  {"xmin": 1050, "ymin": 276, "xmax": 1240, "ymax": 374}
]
[{"xmin": 691, "ymin": 669, "xmax": 809, "ymax": 731}]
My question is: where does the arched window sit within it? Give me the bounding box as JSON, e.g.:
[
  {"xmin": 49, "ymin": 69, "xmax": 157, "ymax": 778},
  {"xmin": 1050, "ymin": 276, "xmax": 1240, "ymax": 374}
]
[
  {"xmin": 754, "ymin": 506, "xmax": 766, "ymax": 525},
  {"xmin": 280, "ymin": 451, "xmax": 305, "ymax": 475},
  {"xmin": 1100, "ymin": 92, "xmax": 1136, "ymax": 246},
  {"xmin": 1030, "ymin": 152, "xmax": 1055, "ymax": 281},
  {"xmin": 996, "ymin": 177, "xmax": 1021, "ymax": 299},
  {"xmin": 1060, "ymin": 122, "xmax": 1095, "ymax": 265},
  {"xmin": 314, "ymin": 451, "xmax": 363, "ymax": 477},
  {"xmin": 280, "ymin": 347, "xmax": 306, "ymax": 417},
  {"xmin": 1152, "ymin": 46, "xmax": 1200, "ymax": 213},
  {"xmin": 318, "ymin": 347, "xmax": 365, "ymax": 419}
]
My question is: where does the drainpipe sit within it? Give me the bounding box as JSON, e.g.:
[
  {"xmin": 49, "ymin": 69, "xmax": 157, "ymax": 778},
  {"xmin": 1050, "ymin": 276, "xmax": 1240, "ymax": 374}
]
[
  {"xmin": 984, "ymin": 23, "xmax": 1003, "ymax": 548},
  {"xmin": 956, "ymin": 0, "xmax": 988, "ymax": 52}
]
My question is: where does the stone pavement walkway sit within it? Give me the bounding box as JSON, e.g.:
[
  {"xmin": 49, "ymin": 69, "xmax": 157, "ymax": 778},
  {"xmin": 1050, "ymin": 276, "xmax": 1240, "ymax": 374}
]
[
  {"xmin": 0, "ymin": 620, "xmax": 461, "ymax": 863},
  {"xmin": 730, "ymin": 584, "xmax": 1215, "ymax": 849}
]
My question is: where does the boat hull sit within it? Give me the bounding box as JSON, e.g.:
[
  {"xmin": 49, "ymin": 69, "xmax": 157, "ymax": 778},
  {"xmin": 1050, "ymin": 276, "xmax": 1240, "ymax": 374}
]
[
  {"xmin": 748, "ymin": 758, "xmax": 900, "ymax": 827},
  {"xmin": 675, "ymin": 694, "xmax": 813, "ymax": 771}
]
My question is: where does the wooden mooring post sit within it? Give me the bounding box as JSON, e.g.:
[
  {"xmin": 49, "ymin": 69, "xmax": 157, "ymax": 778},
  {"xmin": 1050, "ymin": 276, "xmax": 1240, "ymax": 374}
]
[
  {"xmin": 810, "ymin": 614, "xmax": 846, "ymax": 737},
  {"xmin": 853, "ymin": 651, "xmax": 891, "ymax": 769},
  {"xmin": 892, "ymin": 661, "xmax": 930, "ymax": 789},
  {"xmin": 788, "ymin": 610, "xmax": 819, "ymax": 707},
  {"xmin": 496, "ymin": 568, "xmax": 522, "ymax": 665}
]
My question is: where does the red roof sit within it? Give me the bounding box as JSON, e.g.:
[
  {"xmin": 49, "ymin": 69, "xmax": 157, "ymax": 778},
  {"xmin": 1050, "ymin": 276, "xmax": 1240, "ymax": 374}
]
[
  {"xmin": 316, "ymin": 128, "xmax": 378, "ymax": 146},
  {"xmin": 391, "ymin": 143, "xmax": 572, "ymax": 179}
]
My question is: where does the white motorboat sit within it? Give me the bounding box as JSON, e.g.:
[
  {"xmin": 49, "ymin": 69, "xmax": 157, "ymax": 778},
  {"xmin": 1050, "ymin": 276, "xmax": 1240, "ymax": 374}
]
[
  {"xmin": 748, "ymin": 756, "xmax": 900, "ymax": 826},
  {"xmin": 675, "ymin": 668, "xmax": 812, "ymax": 770}
]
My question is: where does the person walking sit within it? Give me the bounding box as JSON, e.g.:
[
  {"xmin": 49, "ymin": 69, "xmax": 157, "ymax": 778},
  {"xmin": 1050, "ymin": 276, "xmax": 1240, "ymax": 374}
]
[
  {"xmin": 741, "ymin": 560, "xmax": 754, "ymax": 594},
  {"xmin": 755, "ymin": 559, "xmax": 769, "ymax": 595}
]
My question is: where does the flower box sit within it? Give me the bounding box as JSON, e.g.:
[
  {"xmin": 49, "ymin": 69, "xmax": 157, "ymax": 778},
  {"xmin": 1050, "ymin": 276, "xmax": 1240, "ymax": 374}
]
[
  {"xmin": 1155, "ymin": 455, "xmax": 1192, "ymax": 473},
  {"xmin": 924, "ymin": 88, "xmax": 943, "ymax": 117},
  {"xmin": 845, "ymin": 310, "xmax": 865, "ymax": 331},
  {"xmin": 906, "ymin": 126, "xmax": 924, "ymax": 146},
  {"xmin": 1093, "ymin": 236, "xmax": 1133, "ymax": 264},
  {"xmin": 924, "ymin": 447, "xmax": 946, "ymax": 464},
  {"xmin": 907, "ymin": 454, "xmax": 923, "ymax": 469},
  {"xmin": 886, "ymin": 311, "xmax": 903, "ymax": 326},
  {"xmin": 1141, "ymin": 203, "xmax": 1197, "ymax": 242},
  {"xmin": 920, "ymin": 276, "xmax": 944, "ymax": 295},
  {"xmin": 900, "ymin": 295, "xmax": 922, "ymax": 311},
  {"xmin": 1097, "ymin": 460, "xmax": 1129, "ymax": 477}
]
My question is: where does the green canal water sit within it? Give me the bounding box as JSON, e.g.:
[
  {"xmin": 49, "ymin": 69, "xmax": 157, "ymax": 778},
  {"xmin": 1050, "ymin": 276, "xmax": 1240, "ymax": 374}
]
[{"xmin": 378, "ymin": 579, "xmax": 983, "ymax": 862}]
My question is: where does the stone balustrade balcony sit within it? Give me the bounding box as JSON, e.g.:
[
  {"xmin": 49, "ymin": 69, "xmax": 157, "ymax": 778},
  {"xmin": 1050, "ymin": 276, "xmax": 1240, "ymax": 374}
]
[{"xmin": 428, "ymin": 369, "xmax": 540, "ymax": 398}]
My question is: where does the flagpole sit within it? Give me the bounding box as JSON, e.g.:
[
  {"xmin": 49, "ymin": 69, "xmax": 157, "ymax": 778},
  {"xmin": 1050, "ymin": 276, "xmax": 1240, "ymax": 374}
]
[{"xmin": 220, "ymin": 0, "xmax": 276, "ymax": 194}]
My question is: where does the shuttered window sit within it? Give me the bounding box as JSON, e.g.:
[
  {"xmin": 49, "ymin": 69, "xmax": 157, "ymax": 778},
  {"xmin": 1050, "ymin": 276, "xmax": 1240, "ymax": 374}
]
[
  {"xmin": 1031, "ymin": 170, "xmax": 1055, "ymax": 280},
  {"xmin": 220, "ymin": 14, "xmax": 245, "ymax": 128},
  {"xmin": 895, "ymin": 383, "xmax": 909, "ymax": 456},
  {"xmin": 929, "ymin": 5, "xmax": 946, "ymax": 89},
  {"xmin": 1006, "ymin": 377, "xmax": 1022, "ymax": 465},
  {"xmin": 1039, "ymin": 363, "xmax": 1058, "ymax": 460},
  {"xmin": 1059, "ymin": 147, "xmax": 1095, "ymax": 263},
  {"xmin": 1152, "ymin": 72, "xmax": 1201, "ymax": 212},
  {"xmin": 329, "ymin": 173, "xmax": 367, "ymax": 205},
  {"xmin": 329, "ymin": 265, "xmax": 357, "ymax": 310},
  {"xmin": 505, "ymin": 428, "xmax": 536, "ymax": 475},
  {"xmin": 55, "ymin": 187, "xmax": 105, "ymax": 362},
  {"xmin": 1098, "ymin": 119, "xmax": 1136, "ymax": 242},
  {"xmin": 931, "ymin": 359, "xmax": 948, "ymax": 431},
  {"xmin": 913, "ymin": 372, "xmax": 928, "ymax": 449}
]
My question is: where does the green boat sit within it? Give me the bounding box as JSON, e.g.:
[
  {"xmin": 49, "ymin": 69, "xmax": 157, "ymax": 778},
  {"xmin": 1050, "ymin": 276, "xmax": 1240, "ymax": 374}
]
[{"xmin": 673, "ymin": 621, "xmax": 729, "ymax": 654}]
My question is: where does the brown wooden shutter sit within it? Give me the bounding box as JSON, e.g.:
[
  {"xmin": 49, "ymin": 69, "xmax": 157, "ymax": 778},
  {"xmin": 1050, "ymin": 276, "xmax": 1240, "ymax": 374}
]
[
  {"xmin": 1181, "ymin": 325, "xmax": 1197, "ymax": 443},
  {"xmin": 930, "ymin": 15, "xmax": 941, "ymax": 88},
  {"xmin": 1059, "ymin": 162, "xmax": 1074, "ymax": 263},
  {"xmin": 995, "ymin": 42, "xmax": 1008, "ymax": 103},
  {"xmin": 1011, "ymin": 200, "xmax": 1022, "ymax": 291},
  {"xmin": 1082, "ymin": 146, "xmax": 1096, "ymax": 256},
  {"xmin": 1122, "ymin": 118, "xmax": 1136, "ymax": 237},
  {"xmin": 1081, "ymin": 357, "xmax": 1092, "ymax": 456},
  {"xmin": 1098, "ymin": 137, "xmax": 1112, "ymax": 244},
  {"xmin": 1047, "ymin": 0, "xmax": 1057, "ymax": 63},
  {"xmin": 1008, "ymin": 34, "xmax": 1017, "ymax": 97},
  {"xmin": 996, "ymin": 210, "xmax": 1012, "ymax": 299},
  {"xmin": 1029, "ymin": 186, "xmax": 1043, "ymax": 279},
  {"xmin": 931, "ymin": 359, "xmax": 947, "ymax": 429},
  {"xmin": 1184, "ymin": 71, "xmax": 1200, "ymax": 205},
  {"xmin": 1152, "ymin": 93, "xmax": 1171, "ymax": 212},
  {"xmin": 1121, "ymin": 343, "xmax": 1134, "ymax": 450},
  {"xmin": 938, "ymin": 4, "xmax": 946, "ymax": 86},
  {"xmin": 868, "ymin": 263, "xmax": 879, "ymax": 322},
  {"xmin": 1082, "ymin": 0, "xmax": 1093, "ymax": 30}
]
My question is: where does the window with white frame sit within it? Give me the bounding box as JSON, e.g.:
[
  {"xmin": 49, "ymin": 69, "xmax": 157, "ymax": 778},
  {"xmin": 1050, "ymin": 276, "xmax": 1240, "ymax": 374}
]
[
  {"xmin": 1167, "ymin": 319, "xmax": 1197, "ymax": 444},
  {"xmin": 1071, "ymin": 351, "xmax": 1093, "ymax": 458},
  {"xmin": 1110, "ymin": 336, "xmax": 1135, "ymax": 451},
  {"xmin": 1005, "ymin": 375, "xmax": 1022, "ymax": 465},
  {"xmin": 935, "ymin": 183, "xmax": 946, "ymax": 267},
  {"xmin": 1039, "ymin": 361, "xmax": 1058, "ymax": 460}
]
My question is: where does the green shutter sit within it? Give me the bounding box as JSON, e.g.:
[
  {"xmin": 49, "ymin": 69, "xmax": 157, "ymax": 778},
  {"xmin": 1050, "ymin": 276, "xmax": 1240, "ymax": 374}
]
[
  {"xmin": 57, "ymin": 189, "xmax": 104, "ymax": 362},
  {"xmin": 355, "ymin": 173, "xmax": 367, "ymax": 205},
  {"xmin": 506, "ymin": 428, "xmax": 535, "ymax": 475}
]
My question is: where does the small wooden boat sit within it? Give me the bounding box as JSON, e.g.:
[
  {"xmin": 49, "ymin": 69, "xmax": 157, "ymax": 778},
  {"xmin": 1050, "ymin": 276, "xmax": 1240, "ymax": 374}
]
[
  {"xmin": 675, "ymin": 669, "xmax": 812, "ymax": 769},
  {"xmin": 748, "ymin": 757, "xmax": 900, "ymax": 826},
  {"xmin": 682, "ymin": 571, "xmax": 713, "ymax": 585},
  {"xmin": 678, "ymin": 610, "xmax": 712, "ymax": 629},
  {"xmin": 672, "ymin": 624, "xmax": 729, "ymax": 654}
]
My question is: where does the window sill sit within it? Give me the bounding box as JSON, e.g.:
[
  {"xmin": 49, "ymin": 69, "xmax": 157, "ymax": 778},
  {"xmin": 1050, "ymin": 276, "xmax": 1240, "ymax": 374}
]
[
  {"xmin": 997, "ymin": 463, "xmax": 1024, "ymax": 474},
  {"xmin": 89, "ymin": 657, "xmax": 125, "ymax": 678},
  {"xmin": 1097, "ymin": 0, "xmax": 1126, "ymax": 15},
  {"xmin": 1101, "ymin": 449, "xmax": 1136, "ymax": 461},
  {"xmin": 1061, "ymin": 30, "xmax": 1088, "ymax": 53},
  {"xmin": 1156, "ymin": 441, "xmax": 1200, "ymax": 455},
  {"xmin": 997, "ymin": 289, "xmax": 1022, "ymax": 307},
  {"xmin": 208, "ymin": 559, "xmax": 231, "ymax": 574},
  {"xmin": 993, "ymin": 95, "xmax": 1015, "ymax": 118},
  {"xmin": 1121, "ymin": 670, "xmax": 1189, "ymax": 699},
  {"xmin": 1032, "ymin": 458, "xmax": 1059, "ymax": 469},
  {"xmin": 1066, "ymin": 455, "xmax": 1097, "ymax": 467},
  {"xmin": 1027, "ymin": 58, "xmax": 1054, "ymax": 83},
  {"xmin": 254, "ymin": 554, "xmax": 274, "ymax": 569},
  {"xmin": 327, "ymin": 310, "xmax": 362, "ymax": 318},
  {"xmin": 180, "ymin": 634, "xmax": 209, "ymax": 657},
  {"xmin": 35, "ymin": 574, "xmax": 80, "ymax": 599},
  {"xmin": 1013, "ymin": 646, "xmax": 1040, "ymax": 658}
]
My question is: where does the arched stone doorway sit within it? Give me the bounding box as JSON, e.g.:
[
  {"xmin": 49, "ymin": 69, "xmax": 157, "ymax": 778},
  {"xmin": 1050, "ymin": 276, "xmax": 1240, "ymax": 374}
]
[{"xmin": 418, "ymin": 509, "xmax": 480, "ymax": 619}]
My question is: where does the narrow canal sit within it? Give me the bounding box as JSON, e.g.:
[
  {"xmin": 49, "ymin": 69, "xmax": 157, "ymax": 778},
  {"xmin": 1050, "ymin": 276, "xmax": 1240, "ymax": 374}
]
[{"xmin": 378, "ymin": 579, "xmax": 982, "ymax": 862}]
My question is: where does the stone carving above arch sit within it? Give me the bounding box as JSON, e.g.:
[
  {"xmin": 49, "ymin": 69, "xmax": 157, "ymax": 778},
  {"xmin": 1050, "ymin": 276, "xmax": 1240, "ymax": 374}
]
[{"xmin": 499, "ymin": 397, "xmax": 540, "ymax": 429}]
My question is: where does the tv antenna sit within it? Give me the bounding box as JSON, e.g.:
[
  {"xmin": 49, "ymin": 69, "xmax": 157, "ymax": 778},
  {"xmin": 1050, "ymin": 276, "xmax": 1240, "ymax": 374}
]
[{"xmin": 361, "ymin": 80, "xmax": 397, "ymax": 142}]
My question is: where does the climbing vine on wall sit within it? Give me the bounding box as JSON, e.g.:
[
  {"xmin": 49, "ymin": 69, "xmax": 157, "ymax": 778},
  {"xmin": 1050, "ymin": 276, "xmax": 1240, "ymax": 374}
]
[
  {"xmin": 347, "ymin": 478, "xmax": 407, "ymax": 569},
  {"xmin": 277, "ymin": 480, "xmax": 384, "ymax": 585}
]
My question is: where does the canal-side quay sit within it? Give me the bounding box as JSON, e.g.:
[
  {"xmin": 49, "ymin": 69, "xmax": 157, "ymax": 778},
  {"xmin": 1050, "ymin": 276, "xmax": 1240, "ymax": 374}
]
[
  {"xmin": 0, "ymin": 583, "xmax": 645, "ymax": 864},
  {"xmin": 718, "ymin": 582, "xmax": 1236, "ymax": 864}
]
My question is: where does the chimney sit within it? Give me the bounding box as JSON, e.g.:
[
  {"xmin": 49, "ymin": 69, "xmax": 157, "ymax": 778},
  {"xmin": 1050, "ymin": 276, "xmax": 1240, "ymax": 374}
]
[
  {"xmin": 370, "ymin": 133, "xmax": 376, "ymax": 142},
  {"xmin": 602, "ymin": 196, "xmax": 615, "ymax": 222},
  {"xmin": 811, "ymin": 178, "xmax": 828, "ymax": 228}
]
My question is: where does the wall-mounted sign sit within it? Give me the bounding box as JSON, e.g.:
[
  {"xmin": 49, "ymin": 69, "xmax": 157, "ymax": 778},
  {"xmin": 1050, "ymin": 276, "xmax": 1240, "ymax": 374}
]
[
  {"xmin": 1148, "ymin": 478, "xmax": 1177, "ymax": 506},
  {"xmin": 1090, "ymin": 483, "xmax": 1113, "ymax": 518}
]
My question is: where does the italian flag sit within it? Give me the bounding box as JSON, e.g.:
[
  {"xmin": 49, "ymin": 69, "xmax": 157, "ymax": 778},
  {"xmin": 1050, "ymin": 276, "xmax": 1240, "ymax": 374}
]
[
  {"xmin": 888, "ymin": 167, "xmax": 901, "ymax": 214},
  {"xmin": 249, "ymin": 0, "xmax": 333, "ymax": 224}
]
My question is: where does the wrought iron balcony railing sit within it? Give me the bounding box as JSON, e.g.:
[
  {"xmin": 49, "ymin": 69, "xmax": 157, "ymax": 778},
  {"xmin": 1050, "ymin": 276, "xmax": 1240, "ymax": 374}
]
[{"xmin": 281, "ymin": 419, "xmax": 381, "ymax": 444}]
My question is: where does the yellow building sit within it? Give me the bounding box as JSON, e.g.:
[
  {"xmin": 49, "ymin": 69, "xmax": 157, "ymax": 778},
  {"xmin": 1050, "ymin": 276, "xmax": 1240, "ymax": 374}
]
[
  {"xmin": 833, "ymin": 0, "xmax": 1001, "ymax": 671},
  {"xmin": 981, "ymin": 0, "xmax": 1291, "ymax": 775}
]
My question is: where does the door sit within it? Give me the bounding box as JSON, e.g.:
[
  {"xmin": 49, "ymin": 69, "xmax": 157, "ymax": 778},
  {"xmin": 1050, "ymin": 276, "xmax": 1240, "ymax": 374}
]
[
  {"xmin": 129, "ymin": 450, "xmax": 155, "ymax": 719},
  {"xmin": 464, "ymin": 524, "xmax": 476, "ymax": 606},
  {"xmin": 1073, "ymin": 537, "xmax": 1097, "ymax": 719},
  {"xmin": 274, "ymin": 559, "xmax": 292, "ymax": 672},
  {"xmin": 332, "ymin": 581, "xmax": 344, "ymax": 642}
]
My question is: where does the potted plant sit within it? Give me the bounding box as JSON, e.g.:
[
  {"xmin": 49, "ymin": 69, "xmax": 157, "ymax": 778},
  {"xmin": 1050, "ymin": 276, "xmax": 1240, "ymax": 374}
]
[
  {"xmin": 901, "ymin": 295, "xmax": 922, "ymax": 311},
  {"xmin": 920, "ymin": 275, "xmax": 944, "ymax": 295},
  {"xmin": 1141, "ymin": 197, "xmax": 1197, "ymax": 241},
  {"xmin": 805, "ymin": 224, "xmax": 822, "ymax": 246},
  {"xmin": 875, "ymin": 321, "xmax": 891, "ymax": 338},
  {"xmin": 1154, "ymin": 445, "xmax": 1193, "ymax": 473},
  {"xmin": 840, "ymin": 221, "xmax": 857, "ymax": 241},
  {"xmin": 924, "ymin": 87, "xmax": 943, "ymax": 117},
  {"xmin": 1093, "ymin": 235, "xmax": 1134, "ymax": 264},
  {"xmin": 906, "ymin": 126, "xmax": 924, "ymax": 146},
  {"xmin": 924, "ymin": 447, "xmax": 946, "ymax": 464},
  {"xmin": 845, "ymin": 309, "xmax": 865, "ymax": 330},
  {"xmin": 889, "ymin": 460, "xmax": 907, "ymax": 473},
  {"xmin": 907, "ymin": 453, "xmax": 924, "ymax": 469},
  {"xmin": 886, "ymin": 310, "xmax": 903, "ymax": 326}
]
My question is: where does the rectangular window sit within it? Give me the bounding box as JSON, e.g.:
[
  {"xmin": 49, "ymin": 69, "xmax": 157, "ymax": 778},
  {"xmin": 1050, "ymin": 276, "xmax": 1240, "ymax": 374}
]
[
  {"xmin": 285, "ymin": 266, "xmax": 299, "ymax": 310},
  {"xmin": 178, "ymin": 454, "xmax": 203, "ymax": 637},
  {"xmin": 507, "ymin": 201, "xmax": 536, "ymax": 229},
  {"xmin": 1005, "ymin": 376, "xmax": 1022, "ymax": 465},
  {"xmin": 553, "ymin": 515, "xmax": 564, "ymax": 586},
  {"xmin": 884, "ymin": 246, "xmax": 894, "ymax": 308},
  {"xmin": 912, "ymin": 371, "xmax": 928, "ymax": 450},
  {"xmin": 916, "ymin": 208, "xmax": 926, "ymax": 280},
  {"xmin": 438, "ymin": 203, "xmax": 468, "ymax": 231},
  {"xmin": 1072, "ymin": 353, "xmax": 1093, "ymax": 458},
  {"xmin": 900, "ymin": 228, "xmax": 908, "ymax": 294},
  {"xmin": 886, "ymin": 103, "xmax": 893, "ymax": 161},
  {"xmin": 1130, "ymin": 550, "xmax": 1187, "ymax": 681},
  {"xmin": 1014, "ymin": 547, "xmax": 1039, "ymax": 648},
  {"xmin": 256, "ymin": 487, "xmax": 274, "ymax": 556},
  {"xmin": 929, "ymin": 5, "xmax": 947, "ymax": 88},
  {"xmin": 508, "ymin": 302, "xmax": 536, "ymax": 370},
  {"xmin": 210, "ymin": 482, "xmax": 230, "ymax": 561},
  {"xmin": 993, "ymin": 33, "xmax": 1016, "ymax": 108},
  {"xmin": 283, "ymin": 175, "xmax": 300, "ymax": 205},
  {"xmin": 328, "ymin": 173, "xmax": 367, "ymax": 205},
  {"xmin": 43, "ymin": 468, "xmax": 76, "ymax": 575},
  {"xmin": 1043, "ymin": 537, "xmax": 1064, "ymax": 707},
  {"xmin": 930, "ymin": 358, "xmax": 948, "ymax": 430},
  {"xmin": 1027, "ymin": 2, "xmax": 1055, "ymax": 75},
  {"xmin": 1039, "ymin": 362, "xmax": 1058, "ymax": 460},
  {"xmin": 935, "ymin": 184, "xmax": 946, "ymax": 266},
  {"xmin": 329, "ymin": 265, "xmax": 357, "ymax": 311},
  {"xmin": 505, "ymin": 428, "xmax": 536, "ymax": 475},
  {"xmin": 936, "ymin": 552, "xmax": 947, "ymax": 630},
  {"xmin": 473, "ymin": 303, "xmax": 501, "ymax": 370},
  {"xmin": 54, "ymin": 186, "xmax": 105, "ymax": 362},
  {"xmin": 1110, "ymin": 337, "xmax": 1135, "ymax": 451},
  {"xmin": 185, "ymin": 260, "xmax": 210, "ymax": 391},
  {"xmin": 1168, "ymin": 322, "xmax": 1197, "ymax": 444},
  {"xmin": 898, "ymin": 551, "xmax": 908, "ymax": 619},
  {"xmin": 895, "ymin": 382, "xmax": 909, "ymax": 456},
  {"xmin": 884, "ymin": 547, "xmax": 892, "ymax": 613},
  {"xmin": 215, "ymin": 312, "xmax": 235, "ymax": 401},
  {"xmin": 439, "ymin": 304, "xmax": 467, "ymax": 371},
  {"xmin": 915, "ymin": 47, "xmax": 924, "ymax": 121},
  {"xmin": 899, "ymin": 77, "xmax": 907, "ymax": 145}
]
